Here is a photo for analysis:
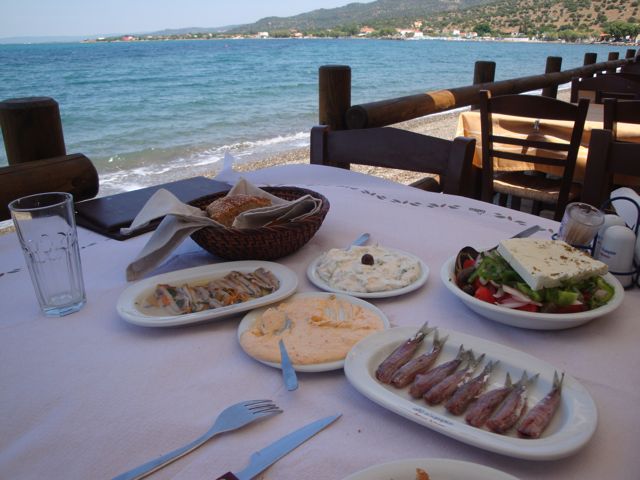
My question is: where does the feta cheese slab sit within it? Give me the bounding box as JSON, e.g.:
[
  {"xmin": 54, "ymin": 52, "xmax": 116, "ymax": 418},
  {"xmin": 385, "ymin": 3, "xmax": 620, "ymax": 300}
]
[{"xmin": 496, "ymin": 239, "xmax": 608, "ymax": 290}]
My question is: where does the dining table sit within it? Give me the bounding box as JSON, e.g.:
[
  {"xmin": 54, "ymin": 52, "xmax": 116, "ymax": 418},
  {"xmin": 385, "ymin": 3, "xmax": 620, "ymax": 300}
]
[
  {"xmin": 1, "ymin": 163, "xmax": 638, "ymax": 480},
  {"xmin": 455, "ymin": 101, "xmax": 640, "ymax": 184}
]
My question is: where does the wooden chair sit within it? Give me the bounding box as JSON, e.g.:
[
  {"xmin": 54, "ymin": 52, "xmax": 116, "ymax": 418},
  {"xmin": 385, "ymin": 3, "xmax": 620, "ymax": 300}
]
[
  {"xmin": 582, "ymin": 128, "xmax": 640, "ymax": 208},
  {"xmin": 570, "ymin": 74, "xmax": 640, "ymax": 103},
  {"xmin": 310, "ymin": 125, "xmax": 477, "ymax": 197},
  {"xmin": 479, "ymin": 90, "xmax": 589, "ymax": 221},
  {"xmin": 603, "ymin": 98, "xmax": 640, "ymax": 139},
  {"xmin": 0, "ymin": 153, "xmax": 99, "ymax": 220}
]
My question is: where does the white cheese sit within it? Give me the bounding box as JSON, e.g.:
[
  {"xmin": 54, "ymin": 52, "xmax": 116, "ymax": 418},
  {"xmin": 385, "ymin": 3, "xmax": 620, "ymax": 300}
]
[{"xmin": 496, "ymin": 239, "xmax": 608, "ymax": 290}]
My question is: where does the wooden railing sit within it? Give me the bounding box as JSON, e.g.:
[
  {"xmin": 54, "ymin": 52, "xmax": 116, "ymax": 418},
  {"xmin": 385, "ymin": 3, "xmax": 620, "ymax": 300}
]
[{"xmin": 319, "ymin": 48, "xmax": 638, "ymax": 131}]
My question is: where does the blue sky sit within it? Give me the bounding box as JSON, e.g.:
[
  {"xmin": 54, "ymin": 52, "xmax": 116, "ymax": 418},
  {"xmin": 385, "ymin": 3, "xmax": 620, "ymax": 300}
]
[{"xmin": 0, "ymin": 0, "xmax": 371, "ymax": 38}]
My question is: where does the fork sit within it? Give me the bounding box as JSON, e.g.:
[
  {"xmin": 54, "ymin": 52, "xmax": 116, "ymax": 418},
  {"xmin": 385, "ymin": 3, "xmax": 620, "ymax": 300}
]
[{"xmin": 112, "ymin": 399, "xmax": 282, "ymax": 480}]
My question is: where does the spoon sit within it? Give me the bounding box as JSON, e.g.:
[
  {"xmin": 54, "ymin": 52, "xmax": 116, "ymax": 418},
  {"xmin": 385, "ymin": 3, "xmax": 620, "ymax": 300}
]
[{"xmin": 348, "ymin": 232, "xmax": 370, "ymax": 249}]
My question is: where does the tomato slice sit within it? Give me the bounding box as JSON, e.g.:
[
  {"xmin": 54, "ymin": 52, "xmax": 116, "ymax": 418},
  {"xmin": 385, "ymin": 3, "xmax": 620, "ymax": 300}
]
[
  {"xmin": 474, "ymin": 286, "xmax": 495, "ymax": 303},
  {"xmin": 462, "ymin": 258, "xmax": 476, "ymax": 269}
]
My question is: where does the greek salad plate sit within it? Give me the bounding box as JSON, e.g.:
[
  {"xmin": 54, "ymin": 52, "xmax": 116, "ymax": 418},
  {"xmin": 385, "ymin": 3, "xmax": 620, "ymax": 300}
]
[
  {"xmin": 441, "ymin": 256, "xmax": 624, "ymax": 330},
  {"xmin": 344, "ymin": 326, "xmax": 597, "ymax": 460},
  {"xmin": 116, "ymin": 261, "xmax": 298, "ymax": 327}
]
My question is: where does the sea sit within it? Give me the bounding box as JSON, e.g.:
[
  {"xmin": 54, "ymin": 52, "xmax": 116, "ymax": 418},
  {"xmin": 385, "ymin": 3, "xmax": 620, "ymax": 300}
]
[{"xmin": 0, "ymin": 39, "xmax": 631, "ymax": 196}]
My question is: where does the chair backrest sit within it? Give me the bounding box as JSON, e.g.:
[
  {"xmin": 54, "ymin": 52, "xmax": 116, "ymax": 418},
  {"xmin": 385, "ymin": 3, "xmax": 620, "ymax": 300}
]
[
  {"xmin": 570, "ymin": 74, "xmax": 640, "ymax": 103},
  {"xmin": 478, "ymin": 90, "xmax": 589, "ymax": 212},
  {"xmin": 603, "ymin": 98, "xmax": 640, "ymax": 140},
  {"xmin": 0, "ymin": 153, "xmax": 99, "ymax": 221},
  {"xmin": 310, "ymin": 126, "xmax": 476, "ymax": 197},
  {"xmin": 582, "ymin": 128, "xmax": 640, "ymax": 208},
  {"xmin": 621, "ymin": 62, "xmax": 640, "ymax": 75}
]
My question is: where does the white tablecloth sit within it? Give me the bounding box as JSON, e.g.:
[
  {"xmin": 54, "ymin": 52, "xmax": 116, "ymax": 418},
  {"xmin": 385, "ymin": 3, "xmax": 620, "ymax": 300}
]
[{"xmin": 1, "ymin": 164, "xmax": 638, "ymax": 479}]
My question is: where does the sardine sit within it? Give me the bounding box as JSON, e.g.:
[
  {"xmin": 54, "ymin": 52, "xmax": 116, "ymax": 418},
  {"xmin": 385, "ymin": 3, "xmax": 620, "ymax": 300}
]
[
  {"xmin": 424, "ymin": 353, "xmax": 486, "ymax": 406},
  {"xmin": 445, "ymin": 361, "xmax": 497, "ymax": 416},
  {"xmin": 465, "ymin": 373, "xmax": 515, "ymax": 428},
  {"xmin": 517, "ymin": 371, "xmax": 564, "ymax": 439},
  {"xmin": 375, "ymin": 322, "xmax": 434, "ymax": 384},
  {"xmin": 408, "ymin": 346, "xmax": 467, "ymax": 399},
  {"xmin": 390, "ymin": 332, "xmax": 447, "ymax": 388},
  {"xmin": 486, "ymin": 372, "xmax": 539, "ymax": 434}
]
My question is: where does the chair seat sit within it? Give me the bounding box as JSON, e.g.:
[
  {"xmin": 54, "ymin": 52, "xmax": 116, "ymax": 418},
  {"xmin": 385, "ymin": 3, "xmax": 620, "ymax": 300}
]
[{"xmin": 493, "ymin": 171, "xmax": 581, "ymax": 204}]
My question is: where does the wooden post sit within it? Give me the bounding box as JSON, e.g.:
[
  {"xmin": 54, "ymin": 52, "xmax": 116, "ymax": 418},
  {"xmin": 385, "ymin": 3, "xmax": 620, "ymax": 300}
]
[
  {"xmin": 318, "ymin": 65, "xmax": 351, "ymax": 130},
  {"xmin": 542, "ymin": 56, "xmax": 562, "ymax": 98},
  {"xmin": 606, "ymin": 52, "xmax": 619, "ymax": 74},
  {"xmin": 471, "ymin": 61, "xmax": 496, "ymax": 110},
  {"xmin": 0, "ymin": 97, "xmax": 66, "ymax": 165},
  {"xmin": 626, "ymin": 49, "xmax": 636, "ymax": 59}
]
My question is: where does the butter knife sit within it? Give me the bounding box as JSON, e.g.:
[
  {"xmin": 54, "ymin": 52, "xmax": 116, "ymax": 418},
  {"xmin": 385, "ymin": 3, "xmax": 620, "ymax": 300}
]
[
  {"xmin": 278, "ymin": 339, "xmax": 298, "ymax": 391},
  {"xmin": 216, "ymin": 413, "xmax": 341, "ymax": 480}
]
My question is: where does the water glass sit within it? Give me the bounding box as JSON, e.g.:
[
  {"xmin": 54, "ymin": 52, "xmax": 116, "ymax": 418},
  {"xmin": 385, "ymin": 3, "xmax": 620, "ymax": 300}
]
[
  {"xmin": 9, "ymin": 192, "xmax": 86, "ymax": 316},
  {"xmin": 558, "ymin": 202, "xmax": 605, "ymax": 248}
]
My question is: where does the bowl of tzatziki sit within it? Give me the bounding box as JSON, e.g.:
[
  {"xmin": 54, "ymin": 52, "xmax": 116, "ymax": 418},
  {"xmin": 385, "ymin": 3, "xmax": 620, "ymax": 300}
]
[{"xmin": 307, "ymin": 245, "xmax": 429, "ymax": 298}]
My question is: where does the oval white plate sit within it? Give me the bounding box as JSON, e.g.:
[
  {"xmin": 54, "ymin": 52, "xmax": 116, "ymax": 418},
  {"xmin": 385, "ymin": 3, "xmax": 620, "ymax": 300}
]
[
  {"xmin": 440, "ymin": 255, "xmax": 624, "ymax": 330},
  {"xmin": 343, "ymin": 458, "xmax": 519, "ymax": 480},
  {"xmin": 238, "ymin": 292, "xmax": 390, "ymax": 372},
  {"xmin": 117, "ymin": 261, "xmax": 298, "ymax": 327},
  {"xmin": 344, "ymin": 326, "xmax": 597, "ymax": 460},
  {"xmin": 307, "ymin": 248, "xmax": 429, "ymax": 298}
]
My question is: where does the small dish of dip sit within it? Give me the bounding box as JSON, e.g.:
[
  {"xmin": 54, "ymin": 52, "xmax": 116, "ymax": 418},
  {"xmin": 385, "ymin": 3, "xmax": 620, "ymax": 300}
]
[
  {"xmin": 237, "ymin": 292, "xmax": 390, "ymax": 372},
  {"xmin": 307, "ymin": 245, "xmax": 429, "ymax": 298}
]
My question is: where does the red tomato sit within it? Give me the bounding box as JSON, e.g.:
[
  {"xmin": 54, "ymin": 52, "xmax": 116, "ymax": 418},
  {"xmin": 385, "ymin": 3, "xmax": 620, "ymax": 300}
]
[
  {"xmin": 474, "ymin": 286, "xmax": 495, "ymax": 303},
  {"xmin": 462, "ymin": 258, "xmax": 476, "ymax": 269},
  {"xmin": 515, "ymin": 303, "xmax": 540, "ymax": 312}
]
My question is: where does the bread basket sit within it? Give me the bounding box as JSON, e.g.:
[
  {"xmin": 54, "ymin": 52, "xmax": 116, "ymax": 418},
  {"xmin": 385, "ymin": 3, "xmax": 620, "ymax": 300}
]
[{"xmin": 189, "ymin": 186, "xmax": 330, "ymax": 260}]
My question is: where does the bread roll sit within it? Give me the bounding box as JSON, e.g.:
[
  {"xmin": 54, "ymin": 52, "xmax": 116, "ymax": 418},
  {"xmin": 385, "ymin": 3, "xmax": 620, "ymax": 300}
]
[{"xmin": 206, "ymin": 194, "xmax": 271, "ymax": 227}]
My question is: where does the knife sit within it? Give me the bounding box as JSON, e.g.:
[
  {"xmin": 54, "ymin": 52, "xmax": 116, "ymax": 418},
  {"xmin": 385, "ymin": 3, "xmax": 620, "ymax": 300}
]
[
  {"xmin": 512, "ymin": 225, "xmax": 542, "ymax": 238},
  {"xmin": 216, "ymin": 413, "xmax": 341, "ymax": 480},
  {"xmin": 279, "ymin": 339, "xmax": 299, "ymax": 391}
]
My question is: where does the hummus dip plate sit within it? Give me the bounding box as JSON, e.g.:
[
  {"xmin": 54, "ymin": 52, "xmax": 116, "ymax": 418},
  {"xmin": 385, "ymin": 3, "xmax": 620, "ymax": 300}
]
[{"xmin": 238, "ymin": 292, "xmax": 390, "ymax": 372}]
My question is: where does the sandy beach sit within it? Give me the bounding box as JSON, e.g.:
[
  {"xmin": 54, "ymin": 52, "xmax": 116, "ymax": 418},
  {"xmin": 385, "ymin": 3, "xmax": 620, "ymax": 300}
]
[{"xmin": 233, "ymin": 89, "xmax": 572, "ymax": 186}]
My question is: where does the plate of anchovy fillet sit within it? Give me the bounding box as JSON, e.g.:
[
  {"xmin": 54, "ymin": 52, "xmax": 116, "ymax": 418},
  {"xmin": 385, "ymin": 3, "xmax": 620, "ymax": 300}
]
[
  {"xmin": 344, "ymin": 323, "xmax": 597, "ymax": 461},
  {"xmin": 116, "ymin": 261, "xmax": 298, "ymax": 327}
]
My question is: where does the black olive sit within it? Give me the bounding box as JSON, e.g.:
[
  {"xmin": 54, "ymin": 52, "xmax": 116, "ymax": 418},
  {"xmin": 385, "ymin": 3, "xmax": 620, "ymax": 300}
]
[{"xmin": 361, "ymin": 253, "xmax": 374, "ymax": 265}]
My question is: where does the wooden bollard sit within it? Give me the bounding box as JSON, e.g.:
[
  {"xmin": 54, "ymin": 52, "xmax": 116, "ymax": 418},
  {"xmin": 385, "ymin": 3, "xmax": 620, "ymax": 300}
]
[
  {"xmin": 626, "ymin": 49, "xmax": 636, "ymax": 59},
  {"xmin": 318, "ymin": 65, "xmax": 351, "ymax": 131},
  {"xmin": 606, "ymin": 52, "xmax": 620, "ymax": 74},
  {"xmin": 471, "ymin": 61, "xmax": 496, "ymax": 110},
  {"xmin": 542, "ymin": 56, "xmax": 563, "ymax": 98},
  {"xmin": 0, "ymin": 97, "xmax": 66, "ymax": 165}
]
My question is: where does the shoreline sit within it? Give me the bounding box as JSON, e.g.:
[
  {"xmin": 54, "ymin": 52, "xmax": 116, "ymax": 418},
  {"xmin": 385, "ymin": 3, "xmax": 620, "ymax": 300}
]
[{"xmin": 232, "ymin": 88, "xmax": 572, "ymax": 185}]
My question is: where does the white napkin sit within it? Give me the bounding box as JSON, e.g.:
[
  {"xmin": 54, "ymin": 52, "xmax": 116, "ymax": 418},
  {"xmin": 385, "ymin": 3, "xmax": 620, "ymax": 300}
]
[{"xmin": 124, "ymin": 178, "xmax": 322, "ymax": 281}]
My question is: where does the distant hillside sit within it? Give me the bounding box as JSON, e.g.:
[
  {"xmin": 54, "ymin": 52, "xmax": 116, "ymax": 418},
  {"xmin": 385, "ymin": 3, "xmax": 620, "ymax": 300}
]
[
  {"xmin": 231, "ymin": 0, "xmax": 637, "ymax": 39},
  {"xmin": 233, "ymin": 0, "xmax": 495, "ymax": 33},
  {"xmin": 424, "ymin": 0, "xmax": 638, "ymax": 36}
]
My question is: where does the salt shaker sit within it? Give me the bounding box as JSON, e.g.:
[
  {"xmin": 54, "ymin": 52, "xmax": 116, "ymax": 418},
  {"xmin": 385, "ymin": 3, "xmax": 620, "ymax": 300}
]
[
  {"xmin": 598, "ymin": 225, "xmax": 636, "ymax": 288},
  {"xmin": 593, "ymin": 214, "xmax": 627, "ymax": 259}
]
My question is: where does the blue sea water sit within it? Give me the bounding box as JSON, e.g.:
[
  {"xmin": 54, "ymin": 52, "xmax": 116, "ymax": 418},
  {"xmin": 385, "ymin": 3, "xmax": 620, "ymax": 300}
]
[{"xmin": 0, "ymin": 39, "xmax": 631, "ymax": 195}]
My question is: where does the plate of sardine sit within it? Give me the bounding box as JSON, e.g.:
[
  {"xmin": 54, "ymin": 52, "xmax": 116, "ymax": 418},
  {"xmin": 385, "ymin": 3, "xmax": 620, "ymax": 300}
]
[
  {"xmin": 116, "ymin": 261, "xmax": 298, "ymax": 327},
  {"xmin": 344, "ymin": 323, "xmax": 597, "ymax": 460}
]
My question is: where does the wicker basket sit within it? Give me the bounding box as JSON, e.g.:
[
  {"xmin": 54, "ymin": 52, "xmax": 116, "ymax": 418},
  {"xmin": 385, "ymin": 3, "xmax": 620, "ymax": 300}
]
[{"xmin": 189, "ymin": 186, "xmax": 330, "ymax": 260}]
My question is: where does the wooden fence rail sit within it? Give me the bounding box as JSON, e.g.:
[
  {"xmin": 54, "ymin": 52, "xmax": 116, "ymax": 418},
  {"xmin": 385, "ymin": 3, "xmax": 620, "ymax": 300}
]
[{"xmin": 318, "ymin": 50, "xmax": 637, "ymax": 131}]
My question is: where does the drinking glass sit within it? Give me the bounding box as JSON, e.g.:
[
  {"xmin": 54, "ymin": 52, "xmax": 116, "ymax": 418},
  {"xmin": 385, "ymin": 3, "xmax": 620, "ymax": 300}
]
[
  {"xmin": 9, "ymin": 192, "xmax": 86, "ymax": 316},
  {"xmin": 558, "ymin": 202, "xmax": 605, "ymax": 248}
]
